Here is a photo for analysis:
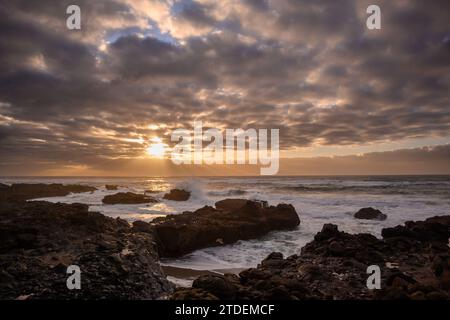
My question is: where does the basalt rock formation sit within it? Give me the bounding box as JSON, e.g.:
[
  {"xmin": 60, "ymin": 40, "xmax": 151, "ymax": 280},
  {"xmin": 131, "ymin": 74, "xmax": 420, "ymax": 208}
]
[
  {"xmin": 0, "ymin": 201, "xmax": 173, "ymax": 300},
  {"xmin": 173, "ymin": 216, "xmax": 450, "ymax": 300},
  {"xmin": 0, "ymin": 183, "xmax": 97, "ymax": 202},
  {"xmin": 152, "ymin": 199, "xmax": 300, "ymax": 258},
  {"xmin": 102, "ymin": 192, "xmax": 158, "ymax": 205},
  {"xmin": 354, "ymin": 207, "xmax": 387, "ymax": 221},
  {"xmin": 163, "ymin": 189, "xmax": 191, "ymax": 201}
]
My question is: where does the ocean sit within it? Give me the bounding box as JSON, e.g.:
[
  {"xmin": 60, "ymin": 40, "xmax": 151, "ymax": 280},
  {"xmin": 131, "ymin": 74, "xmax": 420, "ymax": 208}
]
[{"xmin": 1, "ymin": 176, "xmax": 450, "ymax": 273}]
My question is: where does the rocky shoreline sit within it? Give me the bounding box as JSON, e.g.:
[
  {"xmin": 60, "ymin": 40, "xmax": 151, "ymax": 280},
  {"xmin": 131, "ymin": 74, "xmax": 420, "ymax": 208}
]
[
  {"xmin": 173, "ymin": 217, "xmax": 450, "ymax": 300},
  {"xmin": 152, "ymin": 199, "xmax": 300, "ymax": 257},
  {"xmin": 0, "ymin": 200, "xmax": 173, "ymax": 299},
  {"xmin": 0, "ymin": 183, "xmax": 449, "ymax": 300},
  {"xmin": 0, "ymin": 183, "xmax": 97, "ymax": 202}
]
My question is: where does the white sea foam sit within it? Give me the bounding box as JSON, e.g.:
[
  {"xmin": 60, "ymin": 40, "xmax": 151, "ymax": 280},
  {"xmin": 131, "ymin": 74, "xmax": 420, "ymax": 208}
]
[{"xmin": 2, "ymin": 176, "xmax": 450, "ymax": 270}]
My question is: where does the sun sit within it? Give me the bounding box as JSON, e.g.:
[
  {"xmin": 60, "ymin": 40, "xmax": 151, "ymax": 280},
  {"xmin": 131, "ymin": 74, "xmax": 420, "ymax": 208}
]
[{"xmin": 146, "ymin": 142, "xmax": 166, "ymax": 158}]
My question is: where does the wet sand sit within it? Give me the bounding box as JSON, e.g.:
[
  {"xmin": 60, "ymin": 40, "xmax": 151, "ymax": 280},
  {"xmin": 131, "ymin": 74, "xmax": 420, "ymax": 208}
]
[{"xmin": 162, "ymin": 265, "xmax": 246, "ymax": 287}]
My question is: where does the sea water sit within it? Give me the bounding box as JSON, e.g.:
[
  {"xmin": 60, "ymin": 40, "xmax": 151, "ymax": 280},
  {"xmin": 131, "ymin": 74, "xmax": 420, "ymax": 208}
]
[{"xmin": 1, "ymin": 176, "xmax": 449, "ymax": 271}]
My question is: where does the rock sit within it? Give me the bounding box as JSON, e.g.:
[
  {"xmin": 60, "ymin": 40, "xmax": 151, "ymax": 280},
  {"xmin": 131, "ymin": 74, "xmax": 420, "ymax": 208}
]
[
  {"xmin": 382, "ymin": 215, "xmax": 450, "ymax": 242},
  {"xmin": 192, "ymin": 275, "xmax": 237, "ymax": 299},
  {"xmin": 260, "ymin": 252, "xmax": 287, "ymax": 268},
  {"xmin": 265, "ymin": 252, "xmax": 284, "ymax": 260},
  {"xmin": 410, "ymin": 291, "xmax": 426, "ymax": 300},
  {"xmin": 214, "ymin": 199, "xmax": 248, "ymax": 211},
  {"xmin": 0, "ymin": 184, "xmax": 97, "ymax": 202},
  {"xmin": 163, "ymin": 189, "xmax": 191, "ymax": 201},
  {"xmin": 0, "ymin": 270, "xmax": 15, "ymax": 282},
  {"xmin": 215, "ymin": 199, "xmax": 268, "ymax": 211},
  {"xmin": 105, "ymin": 185, "xmax": 119, "ymax": 190},
  {"xmin": 354, "ymin": 207, "xmax": 387, "ymax": 221},
  {"xmin": 152, "ymin": 200, "xmax": 300, "ymax": 257},
  {"xmin": 328, "ymin": 241, "xmax": 345, "ymax": 256},
  {"xmin": 171, "ymin": 288, "xmax": 219, "ymax": 300},
  {"xmin": 132, "ymin": 221, "xmax": 154, "ymax": 234},
  {"xmin": 102, "ymin": 192, "xmax": 158, "ymax": 205},
  {"xmin": 314, "ymin": 223, "xmax": 341, "ymax": 241},
  {"xmin": 426, "ymin": 291, "xmax": 448, "ymax": 300},
  {"xmin": 387, "ymin": 272, "xmax": 417, "ymax": 288},
  {"xmin": 172, "ymin": 215, "xmax": 450, "ymax": 300},
  {"xmin": 0, "ymin": 201, "xmax": 173, "ymax": 299}
]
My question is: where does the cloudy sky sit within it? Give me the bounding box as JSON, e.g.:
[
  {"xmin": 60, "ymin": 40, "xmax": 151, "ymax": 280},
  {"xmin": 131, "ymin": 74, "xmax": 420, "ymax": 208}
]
[{"xmin": 0, "ymin": 0, "xmax": 449, "ymax": 176}]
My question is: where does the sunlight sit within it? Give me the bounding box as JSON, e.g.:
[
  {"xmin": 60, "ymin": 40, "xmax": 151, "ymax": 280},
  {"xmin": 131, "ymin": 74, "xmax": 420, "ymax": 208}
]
[{"xmin": 146, "ymin": 142, "xmax": 166, "ymax": 158}]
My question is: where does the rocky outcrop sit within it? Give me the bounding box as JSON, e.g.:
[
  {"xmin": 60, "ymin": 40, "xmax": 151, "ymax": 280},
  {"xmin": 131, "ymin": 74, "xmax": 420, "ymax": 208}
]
[
  {"xmin": 105, "ymin": 185, "xmax": 119, "ymax": 191},
  {"xmin": 152, "ymin": 199, "xmax": 300, "ymax": 257},
  {"xmin": 173, "ymin": 216, "xmax": 450, "ymax": 300},
  {"xmin": 0, "ymin": 201, "xmax": 173, "ymax": 300},
  {"xmin": 163, "ymin": 189, "xmax": 191, "ymax": 201},
  {"xmin": 102, "ymin": 192, "xmax": 158, "ymax": 205},
  {"xmin": 354, "ymin": 207, "xmax": 387, "ymax": 221},
  {"xmin": 215, "ymin": 198, "xmax": 268, "ymax": 211},
  {"xmin": 0, "ymin": 184, "xmax": 96, "ymax": 202},
  {"xmin": 382, "ymin": 216, "xmax": 450, "ymax": 242}
]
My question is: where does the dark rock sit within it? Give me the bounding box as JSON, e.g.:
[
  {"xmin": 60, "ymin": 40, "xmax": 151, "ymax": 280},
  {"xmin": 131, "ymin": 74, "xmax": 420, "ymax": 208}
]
[
  {"xmin": 382, "ymin": 215, "xmax": 450, "ymax": 242},
  {"xmin": 214, "ymin": 199, "xmax": 248, "ymax": 211},
  {"xmin": 105, "ymin": 185, "xmax": 119, "ymax": 190},
  {"xmin": 410, "ymin": 291, "xmax": 426, "ymax": 300},
  {"xmin": 354, "ymin": 207, "xmax": 387, "ymax": 221},
  {"xmin": 132, "ymin": 221, "xmax": 154, "ymax": 234},
  {"xmin": 265, "ymin": 252, "xmax": 284, "ymax": 260},
  {"xmin": 426, "ymin": 291, "xmax": 448, "ymax": 300},
  {"xmin": 0, "ymin": 201, "xmax": 173, "ymax": 299},
  {"xmin": 387, "ymin": 272, "xmax": 417, "ymax": 288},
  {"xmin": 260, "ymin": 255, "xmax": 287, "ymax": 268},
  {"xmin": 192, "ymin": 275, "xmax": 237, "ymax": 299},
  {"xmin": 102, "ymin": 192, "xmax": 158, "ymax": 205},
  {"xmin": 328, "ymin": 241, "xmax": 346, "ymax": 256},
  {"xmin": 172, "ymin": 288, "xmax": 219, "ymax": 300},
  {"xmin": 0, "ymin": 270, "xmax": 15, "ymax": 282},
  {"xmin": 173, "ymin": 215, "xmax": 450, "ymax": 300},
  {"xmin": 152, "ymin": 200, "xmax": 300, "ymax": 257},
  {"xmin": 379, "ymin": 288, "xmax": 410, "ymax": 300},
  {"xmin": 215, "ymin": 199, "xmax": 268, "ymax": 211},
  {"xmin": 0, "ymin": 184, "xmax": 97, "ymax": 202},
  {"xmin": 314, "ymin": 224, "xmax": 341, "ymax": 241},
  {"xmin": 163, "ymin": 189, "xmax": 191, "ymax": 201}
]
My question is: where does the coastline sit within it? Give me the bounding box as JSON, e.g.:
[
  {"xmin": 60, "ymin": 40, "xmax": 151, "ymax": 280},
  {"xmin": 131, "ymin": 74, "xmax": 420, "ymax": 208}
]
[{"xmin": 0, "ymin": 182, "xmax": 449, "ymax": 300}]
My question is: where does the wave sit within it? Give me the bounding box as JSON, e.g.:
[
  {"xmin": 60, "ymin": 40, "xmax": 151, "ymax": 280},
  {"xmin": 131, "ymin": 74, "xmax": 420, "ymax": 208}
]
[
  {"xmin": 207, "ymin": 189, "xmax": 247, "ymax": 197},
  {"xmin": 280, "ymin": 183, "xmax": 450, "ymax": 196},
  {"xmin": 173, "ymin": 179, "xmax": 208, "ymax": 201}
]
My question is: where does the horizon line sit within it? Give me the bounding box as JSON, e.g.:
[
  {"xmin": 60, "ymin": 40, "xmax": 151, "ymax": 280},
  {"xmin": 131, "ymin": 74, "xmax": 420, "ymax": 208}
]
[{"xmin": 1, "ymin": 174, "xmax": 450, "ymax": 179}]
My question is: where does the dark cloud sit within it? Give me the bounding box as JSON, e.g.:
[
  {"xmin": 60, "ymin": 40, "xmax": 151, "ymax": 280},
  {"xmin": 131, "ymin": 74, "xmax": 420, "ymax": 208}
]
[
  {"xmin": 278, "ymin": 144, "xmax": 450, "ymax": 176},
  {"xmin": 175, "ymin": 0, "xmax": 216, "ymax": 28},
  {"xmin": 0, "ymin": 0, "xmax": 449, "ymax": 174}
]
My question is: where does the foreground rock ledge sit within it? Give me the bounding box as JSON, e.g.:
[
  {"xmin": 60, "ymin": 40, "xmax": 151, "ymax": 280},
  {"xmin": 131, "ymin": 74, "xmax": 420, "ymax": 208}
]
[
  {"xmin": 0, "ymin": 201, "xmax": 173, "ymax": 299},
  {"xmin": 173, "ymin": 216, "xmax": 450, "ymax": 300},
  {"xmin": 152, "ymin": 199, "xmax": 300, "ymax": 258}
]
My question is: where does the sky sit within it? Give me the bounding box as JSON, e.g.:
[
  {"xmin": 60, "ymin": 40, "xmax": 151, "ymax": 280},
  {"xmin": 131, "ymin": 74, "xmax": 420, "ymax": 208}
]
[{"xmin": 0, "ymin": 0, "xmax": 449, "ymax": 176}]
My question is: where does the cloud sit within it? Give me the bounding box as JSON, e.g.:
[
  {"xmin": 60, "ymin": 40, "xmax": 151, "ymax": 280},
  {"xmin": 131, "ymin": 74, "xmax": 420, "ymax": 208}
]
[{"xmin": 0, "ymin": 0, "xmax": 449, "ymax": 174}]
